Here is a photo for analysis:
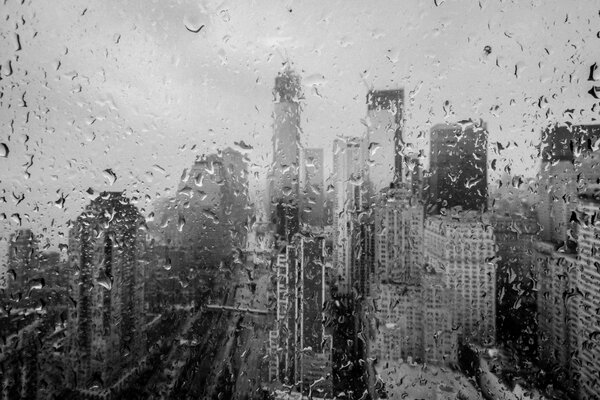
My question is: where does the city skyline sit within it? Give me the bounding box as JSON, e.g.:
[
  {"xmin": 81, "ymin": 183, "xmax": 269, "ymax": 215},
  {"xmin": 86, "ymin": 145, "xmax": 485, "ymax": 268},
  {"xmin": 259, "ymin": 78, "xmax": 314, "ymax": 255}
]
[
  {"xmin": 2, "ymin": 2, "xmax": 600, "ymax": 400},
  {"xmin": 1, "ymin": 0, "xmax": 599, "ymax": 252}
]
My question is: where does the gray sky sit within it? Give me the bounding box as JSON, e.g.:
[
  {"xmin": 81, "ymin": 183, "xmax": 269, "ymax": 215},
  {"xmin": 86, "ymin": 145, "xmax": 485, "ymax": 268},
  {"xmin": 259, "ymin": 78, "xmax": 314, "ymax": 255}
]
[{"xmin": 0, "ymin": 0, "xmax": 599, "ymax": 260}]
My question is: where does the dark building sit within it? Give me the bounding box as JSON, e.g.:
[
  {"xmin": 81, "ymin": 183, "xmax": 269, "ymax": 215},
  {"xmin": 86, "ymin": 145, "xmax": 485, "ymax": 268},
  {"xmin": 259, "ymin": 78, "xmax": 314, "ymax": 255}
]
[
  {"xmin": 491, "ymin": 211, "xmax": 539, "ymax": 356},
  {"xmin": 67, "ymin": 192, "xmax": 147, "ymax": 389},
  {"xmin": 366, "ymin": 89, "xmax": 404, "ymax": 193},
  {"xmin": 270, "ymin": 66, "xmax": 303, "ymax": 242},
  {"xmin": 539, "ymin": 124, "xmax": 600, "ymax": 162},
  {"xmin": 155, "ymin": 147, "xmax": 250, "ymax": 269},
  {"xmin": 428, "ymin": 120, "xmax": 488, "ymax": 213},
  {"xmin": 5, "ymin": 229, "xmax": 39, "ymax": 306},
  {"xmin": 270, "ymin": 236, "xmax": 331, "ymax": 396},
  {"xmin": 324, "ymin": 294, "xmax": 367, "ymax": 399}
]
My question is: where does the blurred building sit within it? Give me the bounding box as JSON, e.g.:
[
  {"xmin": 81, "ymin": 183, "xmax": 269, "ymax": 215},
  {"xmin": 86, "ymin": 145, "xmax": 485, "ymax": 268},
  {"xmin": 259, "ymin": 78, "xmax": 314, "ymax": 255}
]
[
  {"xmin": 155, "ymin": 147, "xmax": 250, "ymax": 269},
  {"xmin": 424, "ymin": 212, "xmax": 497, "ymax": 344},
  {"xmin": 373, "ymin": 185, "xmax": 424, "ymax": 285},
  {"xmin": 534, "ymin": 241, "xmax": 578, "ymax": 373},
  {"xmin": 366, "ymin": 89, "xmax": 404, "ymax": 193},
  {"xmin": 332, "ymin": 137, "xmax": 370, "ymax": 294},
  {"xmin": 490, "ymin": 211, "xmax": 539, "ymax": 352},
  {"xmin": 300, "ymin": 147, "xmax": 325, "ymax": 228},
  {"xmin": 5, "ymin": 229, "xmax": 39, "ymax": 305},
  {"xmin": 270, "ymin": 67, "xmax": 303, "ymax": 242},
  {"xmin": 369, "ymin": 283, "xmax": 423, "ymax": 363},
  {"xmin": 421, "ymin": 269, "xmax": 459, "ymax": 365},
  {"xmin": 428, "ymin": 120, "xmax": 488, "ymax": 214},
  {"xmin": 67, "ymin": 192, "xmax": 147, "ymax": 389},
  {"xmin": 269, "ymin": 235, "xmax": 331, "ymax": 397},
  {"xmin": 536, "ymin": 124, "xmax": 600, "ymax": 244},
  {"xmin": 573, "ymin": 190, "xmax": 600, "ymax": 400}
]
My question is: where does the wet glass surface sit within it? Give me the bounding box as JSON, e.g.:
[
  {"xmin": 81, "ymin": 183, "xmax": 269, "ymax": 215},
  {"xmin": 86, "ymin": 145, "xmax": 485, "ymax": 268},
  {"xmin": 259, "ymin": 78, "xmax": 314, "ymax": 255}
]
[{"xmin": 1, "ymin": 1, "xmax": 600, "ymax": 399}]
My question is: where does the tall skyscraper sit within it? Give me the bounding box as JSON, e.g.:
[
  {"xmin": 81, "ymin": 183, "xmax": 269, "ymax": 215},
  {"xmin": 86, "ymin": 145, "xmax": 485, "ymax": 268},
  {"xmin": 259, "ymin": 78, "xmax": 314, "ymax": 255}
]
[
  {"xmin": 366, "ymin": 89, "xmax": 404, "ymax": 194},
  {"xmin": 428, "ymin": 121, "xmax": 488, "ymax": 214},
  {"xmin": 156, "ymin": 147, "xmax": 250, "ymax": 268},
  {"xmin": 332, "ymin": 137, "xmax": 369, "ymax": 294},
  {"xmin": 373, "ymin": 185, "xmax": 424, "ymax": 285},
  {"xmin": 270, "ymin": 67, "xmax": 302, "ymax": 241},
  {"xmin": 269, "ymin": 235, "xmax": 331, "ymax": 396},
  {"xmin": 421, "ymin": 269, "xmax": 459, "ymax": 365},
  {"xmin": 369, "ymin": 283, "xmax": 423, "ymax": 363},
  {"xmin": 573, "ymin": 190, "xmax": 600, "ymax": 400},
  {"xmin": 534, "ymin": 241, "xmax": 578, "ymax": 373},
  {"xmin": 300, "ymin": 147, "xmax": 325, "ymax": 228},
  {"xmin": 424, "ymin": 212, "xmax": 497, "ymax": 344},
  {"xmin": 67, "ymin": 192, "xmax": 147, "ymax": 388},
  {"xmin": 5, "ymin": 229, "xmax": 39, "ymax": 304},
  {"xmin": 536, "ymin": 124, "xmax": 600, "ymax": 244},
  {"xmin": 491, "ymin": 211, "xmax": 539, "ymax": 352}
]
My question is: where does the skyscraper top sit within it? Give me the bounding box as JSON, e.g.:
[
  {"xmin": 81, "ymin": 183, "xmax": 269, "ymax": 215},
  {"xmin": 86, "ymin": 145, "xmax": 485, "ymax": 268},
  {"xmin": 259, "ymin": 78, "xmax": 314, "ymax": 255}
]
[
  {"xmin": 367, "ymin": 89, "xmax": 403, "ymax": 114},
  {"xmin": 274, "ymin": 67, "xmax": 302, "ymax": 103},
  {"xmin": 540, "ymin": 124, "xmax": 600, "ymax": 162}
]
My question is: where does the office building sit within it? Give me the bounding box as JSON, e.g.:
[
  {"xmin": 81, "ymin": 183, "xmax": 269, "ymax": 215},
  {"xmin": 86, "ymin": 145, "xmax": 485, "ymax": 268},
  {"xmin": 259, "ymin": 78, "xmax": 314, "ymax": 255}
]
[
  {"xmin": 332, "ymin": 137, "xmax": 369, "ymax": 294},
  {"xmin": 366, "ymin": 89, "xmax": 404, "ymax": 194},
  {"xmin": 373, "ymin": 185, "xmax": 424, "ymax": 285},
  {"xmin": 428, "ymin": 121, "xmax": 488, "ymax": 213},
  {"xmin": 67, "ymin": 192, "xmax": 147, "ymax": 388},
  {"xmin": 300, "ymin": 147, "xmax": 325, "ymax": 228},
  {"xmin": 270, "ymin": 67, "xmax": 302, "ymax": 240},
  {"xmin": 573, "ymin": 191, "xmax": 600, "ymax": 400},
  {"xmin": 537, "ymin": 124, "xmax": 600, "ymax": 244},
  {"xmin": 424, "ymin": 212, "xmax": 496, "ymax": 344},
  {"xmin": 269, "ymin": 236, "xmax": 331, "ymax": 396}
]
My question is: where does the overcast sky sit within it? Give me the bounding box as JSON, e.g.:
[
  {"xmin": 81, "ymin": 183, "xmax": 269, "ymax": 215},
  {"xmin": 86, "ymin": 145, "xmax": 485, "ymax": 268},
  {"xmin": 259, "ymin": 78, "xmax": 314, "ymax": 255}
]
[{"xmin": 0, "ymin": 0, "xmax": 599, "ymax": 262}]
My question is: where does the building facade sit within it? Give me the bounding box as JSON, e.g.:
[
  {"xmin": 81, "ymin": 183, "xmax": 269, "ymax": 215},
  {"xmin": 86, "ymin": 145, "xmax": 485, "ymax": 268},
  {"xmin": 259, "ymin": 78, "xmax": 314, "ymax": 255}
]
[
  {"xmin": 67, "ymin": 192, "xmax": 147, "ymax": 388},
  {"xmin": 428, "ymin": 121, "xmax": 488, "ymax": 214}
]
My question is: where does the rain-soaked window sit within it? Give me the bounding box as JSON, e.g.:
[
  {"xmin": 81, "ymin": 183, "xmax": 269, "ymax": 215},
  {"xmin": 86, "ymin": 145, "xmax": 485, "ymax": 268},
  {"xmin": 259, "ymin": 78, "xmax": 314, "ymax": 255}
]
[{"xmin": 1, "ymin": 1, "xmax": 600, "ymax": 399}]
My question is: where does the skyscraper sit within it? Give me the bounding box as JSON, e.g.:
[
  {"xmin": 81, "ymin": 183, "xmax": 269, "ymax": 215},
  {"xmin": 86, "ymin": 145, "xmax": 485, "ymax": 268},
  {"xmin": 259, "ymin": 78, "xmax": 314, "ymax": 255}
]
[
  {"xmin": 300, "ymin": 147, "xmax": 325, "ymax": 228},
  {"xmin": 373, "ymin": 185, "xmax": 424, "ymax": 285},
  {"xmin": 156, "ymin": 147, "xmax": 250, "ymax": 268},
  {"xmin": 269, "ymin": 235, "xmax": 331, "ymax": 396},
  {"xmin": 428, "ymin": 121, "xmax": 488, "ymax": 213},
  {"xmin": 5, "ymin": 229, "xmax": 39, "ymax": 304},
  {"xmin": 573, "ymin": 190, "xmax": 600, "ymax": 400},
  {"xmin": 366, "ymin": 89, "xmax": 404, "ymax": 194},
  {"xmin": 536, "ymin": 124, "xmax": 600, "ymax": 244},
  {"xmin": 332, "ymin": 137, "xmax": 369, "ymax": 294},
  {"xmin": 67, "ymin": 192, "xmax": 147, "ymax": 388},
  {"xmin": 270, "ymin": 67, "xmax": 302, "ymax": 241},
  {"xmin": 424, "ymin": 212, "xmax": 497, "ymax": 344}
]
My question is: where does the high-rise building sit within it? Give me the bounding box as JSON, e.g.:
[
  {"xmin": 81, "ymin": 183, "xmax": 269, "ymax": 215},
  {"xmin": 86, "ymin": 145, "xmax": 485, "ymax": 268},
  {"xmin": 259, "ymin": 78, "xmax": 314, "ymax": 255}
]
[
  {"xmin": 373, "ymin": 185, "xmax": 424, "ymax": 285},
  {"xmin": 424, "ymin": 212, "xmax": 497, "ymax": 344},
  {"xmin": 421, "ymin": 269, "xmax": 459, "ymax": 365},
  {"xmin": 428, "ymin": 121, "xmax": 488, "ymax": 214},
  {"xmin": 491, "ymin": 211, "xmax": 539, "ymax": 352},
  {"xmin": 5, "ymin": 229, "xmax": 39, "ymax": 304},
  {"xmin": 332, "ymin": 137, "xmax": 369, "ymax": 294},
  {"xmin": 270, "ymin": 67, "xmax": 302, "ymax": 241},
  {"xmin": 269, "ymin": 236, "xmax": 331, "ymax": 396},
  {"xmin": 300, "ymin": 148, "xmax": 325, "ymax": 228},
  {"xmin": 67, "ymin": 192, "xmax": 147, "ymax": 388},
  {"xmin": 537, "ymin": 124, "xmax": 600, "ymax": 244},
  {"xmin": 369, "ymin": 283, "xmax": 423, "ymax": 363},
  {"xmin": 156, "ymin": 147, "xmax": 250, "ymax": 268},
  {"xmin": 534, "ymin": 241, "xmax": 578, "ymax": 373},
  {"xmin": 573, "ymin": 190, "xmax": 600, "ymax": 400},
  {"xmin": 366, "ymin": 89, "xmax": 404, "ymax": 194}
]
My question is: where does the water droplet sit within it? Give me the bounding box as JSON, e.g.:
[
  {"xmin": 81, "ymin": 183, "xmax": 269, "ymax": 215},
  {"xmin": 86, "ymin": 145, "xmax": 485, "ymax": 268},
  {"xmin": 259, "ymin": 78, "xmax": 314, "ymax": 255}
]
[
  {"xmin": 183, "ymin": 14, "xmax": 206, "ymax": 33},
  {"xmin": 0, "ymin": 143, "xmax": 8, "ymax": 157},
  {"xmin": 97, "ymin": 276, "xmax": 112, "ymax": 291}
]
